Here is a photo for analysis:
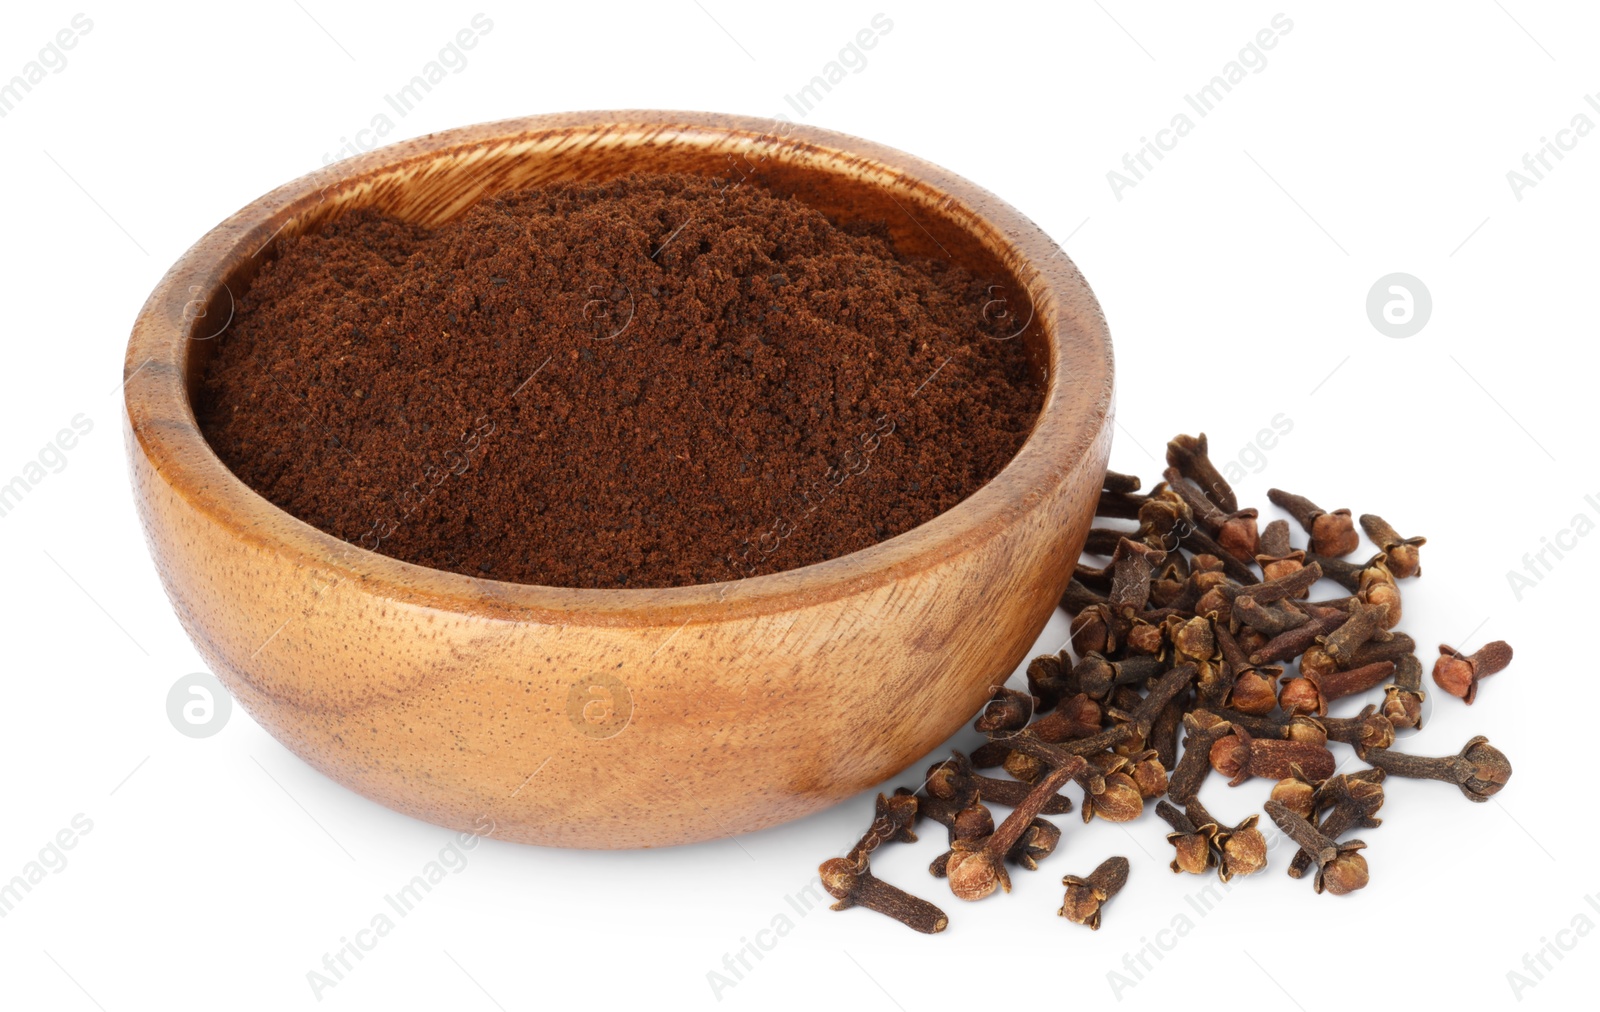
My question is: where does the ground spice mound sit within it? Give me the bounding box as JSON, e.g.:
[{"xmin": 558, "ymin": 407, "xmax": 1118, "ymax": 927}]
[{"xmin": 195, "ymin": 172, "xmax": 1043, "ymax": 588}]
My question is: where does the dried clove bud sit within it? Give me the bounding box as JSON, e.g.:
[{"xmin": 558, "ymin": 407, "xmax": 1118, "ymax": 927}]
[
  {"xmin": 1432, "ymin": 640, "xmax": 1513, "ymax": 705},
  {"xmin": 1213, "ymin": 708, "xmax": 1328, "ymax": 746},
  {"xmin": 924, "ymin": 753, "xmax": 1074, "ymax": 816},
  {"xmin": 1359, "ymin": 513, "xmax": 1426, "ymax": 579},
  {"xmin": 1179, "ymin": 521, "xmax": 1260, "ymax": 585},
  {"xmin": 1249, "ymin": 610, "xmax": 1347, "ymax": 666},
  {"xmin": 1156, "ymin": 800, "xmax": 1217, "ymax": 875},
  {"xmin": 1027, "ymin": 693, "xmax": 1103, "ymax": 743},
  {"xmin": 1382, "ymin": 653, "xmax": 1427, "ymax": 730},
  {"xmin": 1077, "ymin": 652, "xmax": 1167, "ymax": 701},
  {"xmin": 1112, "ymin": 663, "xmax": 1196, "ymax": 744},
  {"xmin": 1058, "ymin": 856, "xmax": 1130, "ymax": 929},
  {"xmin": 968, "ymin": 740, "xmax": 1012, "ymax": 770},
  {"xmin": 1275, "ymin": 677, "xmax": 1322, "ymax": 718},
  {"xmin": 1318, "ymin": 704, "xmax": 1396, "ymax": 752},
  {"xmin": 1096, "ymin": 488, "xmax": 1149, "ymax": 520},
  {"xmin": 1123, "ymin": 749, "xmax": 1170, "ymax": 799},
  {"xmin": 1078, "ymin": 759, "xmax": 1145, "ymax": 823},
  {"xmin": 1288, "ymin": 772, "xmax": 1385, "ymax": 880},
  {"xmin": 1279, "ymin": 660, "xmax": 1396, "ymax": 718},
  {"xmin": 927, "ymin": 803, "xmax": 993, "ymax": 877},
  {"xmin": 1318, "ymin": 601, "xmax": 1391, "ymax": 665},
  {"xmin": 1233, "ymin": 595, "xmax": 1309, "ymax": 636},
  {"xmin": 1011, "ymin": 819, "xmax": 1063, "ymax": 871},
  {"xmin": 984, "ymin": 778, "xmax": 1074, "ymax": 816},
  {"xmin": 820, "ymin": 794, "xmax": 949, "ymax": 933},
  {"xmin": 1263, "ymin": 800, "xmax": 1369, "ymax": 895},
  {"xmin": 946, "ymin": 760, "xmax": 1078, "ymax": 901},
  {"xmin": 1060, "ymin": 580, "xmax": 1107, "ymax": 617},
  {"xmin": 1270, "ymin": 771, "xmax": 1320, "ymax": 820},
  {"xmin": 974, "ymin": 687, "xmax": 1038, "ymax": 733},
  {"xmin": 1163, "ymin": 468, "xmax": 1258, "ymax": 562},
  {"xmin": 1227, "ymin": 666, "xmax": 1281, "ymax": 716},
  {"xmin": 1046, "ymin": 723, "xmax": 1140, "ymax": 756},
  {"xmin": 1317, "ymin": 659, "xmax": 1397, "ymax": 702},
  {"xmin": 1213, "ymin": 622, "xmax": 1279, "ymax": 716},
  {"xmin": 921, "ymin": 756, "xmax": 979, "ymax": 806},
  {"xmin": 1102, "ymin": 469, "xmax": 1142, "ymax": 494},
  {"xmin": 1166, "ymin": 433, "xmax": 1237, "ymax": 512},
  {"xmin": 1357, "ymin": 557, "xmax": 1403, "ymax": 628},
  {"xmin": 1304, "ymin": 551, "xmax": 1367, "ymax": 593},
  {"xmin": 1025, "ymin": 649, "xmax": 1077, "ymax": 711},
  {"xmin": 1150, "ymin": 693, "xmax": 1186, "ymax": 770},
  {"xmin": 1166, "ymin": 712, "xmax": 1234, "ymax": 804},
  {"xmin": 1300, "ymin": 631, "xmax": 1415, "ymax": 682},
  {"xmin": 1363, "ymin": 736, "xmax": 1512, "ymax": 802},
  {"xmin": 1136, "ymin": 492, "xmax": 1187, "ymax": 552},
  {"xmin": 1107, "ymin": 537, "xmax": 1165, "ymax": 615},
  {"xmin": 1185, "ymin": 796, "xmax": 1267, "ymax": 881},
  {"xmin": 1069, "ymin": 604, "xmax": 1116, "ymax": 657},
  {"xmin": 1148, "ymin": 553, "xmax": 1192, "ymax": 609},
  {"xmin": 1083, "ymin": 527, "xmax": 1130, "ymax": 556},
  {"xmin": 1002, "ymin": 749, "xmax": 1043, "ymax": 785},
  {"xmin": 1256, "ymin": 517, "xmax": 1293, "ymax": 556},
  {"xmin": 1209, "ymin": 726, "xmax": 1335, "ymax": 786},
  {"xmin": 1225, "ymin": 561, "xmax": 1324, "ymax": 608},
  {"xmin": 985, "ymin": 729, "xmax": 1098, "ymax": 782},
  {"xmin": 820, "ymin": 857, "xmax": 950, "ymax": 933},
  {"xmin": 929, "ymin": 806, "xmax": 1061, "ymax": 876},
  {"xmin": 1124, "ymin": 615, "xmax": 1168, "ymax": 656},
  {"xmin": 1168, "ymin": 615, "xmax": 1230, "ymax": 707},
  {"xmin": 1075, "ymin": 559, "xmax": 1114, "ymax": 593},
  {"xmin": 1268, "ymin": 488, "xmax": 1361, "ymax": 558},
  {"xmin": 1255, "ymin": 518, "xmax": 1307, "ymax": 584}
]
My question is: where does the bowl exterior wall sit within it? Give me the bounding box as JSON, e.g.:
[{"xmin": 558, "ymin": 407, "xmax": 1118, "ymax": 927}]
[{"xmin": 128, "ymin": 424, "xmax": 1106, "ymax": 846}]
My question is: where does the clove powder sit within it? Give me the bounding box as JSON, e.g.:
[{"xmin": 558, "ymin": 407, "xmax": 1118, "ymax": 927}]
[{"xmin": 195, "ymin": 172, "xmax": 1042, "ymax": 588}]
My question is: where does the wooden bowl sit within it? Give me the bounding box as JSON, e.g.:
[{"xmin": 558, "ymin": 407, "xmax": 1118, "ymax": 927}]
[{"xmin": 124, "ymin": 111, "xmax": 1114, "ymax": 848}]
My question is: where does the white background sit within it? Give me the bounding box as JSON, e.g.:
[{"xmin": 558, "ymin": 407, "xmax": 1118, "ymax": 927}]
[{"xmin": 1, "ymin": 2, "xmax": 1595, "ymax": 1009}]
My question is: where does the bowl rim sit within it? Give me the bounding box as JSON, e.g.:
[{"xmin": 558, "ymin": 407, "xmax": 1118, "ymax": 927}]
[{"xmin": 124, "ymin": 109, "xmax": 1113, "ymax": 626}]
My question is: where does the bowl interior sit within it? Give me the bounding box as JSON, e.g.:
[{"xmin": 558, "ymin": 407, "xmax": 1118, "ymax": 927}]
[
  {"xmin": 132, "ymin": 113, "xmax": 1109, "ymax": 628},
  {"xmin": 178, "ymin": 121, "xmax": 1053, "ymax": 423}
]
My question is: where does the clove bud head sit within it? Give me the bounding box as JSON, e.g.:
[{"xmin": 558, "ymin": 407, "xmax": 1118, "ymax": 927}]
[
  {"xmin": 1228, "ymin": 669, "xmax": 1280, "ymax": 716},
  {"xmin": 1311, "ymin": 509, "xmax": 1361, "ymax": 558},
  {"xmin": 952, "ymin": 804, "xmax": 994, "ymax": 840},
  {"xmin": 1358, "ymin": 560, "xmax": 1403, "ymax": 628},
  {"xmin": 1270, "ymin": 775, "xmax": 1318, "ymax": 820},
  {"xmin": 1058, "ymin": 881, "xmax": 1106, "ymax": 927},
  {"xmin": 1070, "ymin": 606, "xmax": 1114, "ymax": 657},
  {"xmin": 1460, "ymin": 737, "xmax": 1513, "ymax": 800},
  {"xmin": 1298, "ymin": 645, "xmax": 1339, "ymax": 682},
  {"xmin": 1120, "ymin": 750, "xmax": 1169, "ymax": 799},
  {"xmin": 945, "ymin": 846, "xmax": 1008, "ymax": 902},
  {"xmin": 1278, "ymin": 677, "xmax": 1325, "ymax": 717},
  {"xmin": 1012, "ymin": 820, "xmax": 1062, "ymax": 871},
  {"xmin": 1382, "ymin": 685, "xmax": 1424, "ymax": 730},
  {"xmin": 1171, "ymin": 833, "xmax": 1214, "ymax": 875},
  {"xmin": 1319, "ymin": 848, "xmax": 1370, "ymax": 896},
  {"xmin": 1220, "ymin": 822, "xmax": 1269, "ymax": 879},
  {"xmin": 1432, "ymin": 640, "xmax": 1513, "ymax": 705},
  {"xmin": 1088, "ymin": 772, "xmax": 1145, "ymax": 822},
  {"xmin": 974, "ymin": 688, "xmax": 1036, "ymax": 732},
  {"xmin": 1058, "ymin": 856, "xmax": 1130, "ymax": 930}
]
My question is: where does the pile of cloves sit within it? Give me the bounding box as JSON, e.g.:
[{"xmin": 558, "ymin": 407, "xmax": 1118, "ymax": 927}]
[{"xmin": 818, "ymin": 431, "xmax": 1515, "ymax": 933}]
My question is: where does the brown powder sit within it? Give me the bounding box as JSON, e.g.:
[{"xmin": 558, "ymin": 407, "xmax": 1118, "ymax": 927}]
[{"xmin": 195, "ymin": 172, "xmax": 1042, "ymax": 588}]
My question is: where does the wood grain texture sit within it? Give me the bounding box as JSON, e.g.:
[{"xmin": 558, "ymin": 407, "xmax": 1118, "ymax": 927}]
[{"xmin": 123, "ymin": 111, "xmax": 1115, "ymax": 848}]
